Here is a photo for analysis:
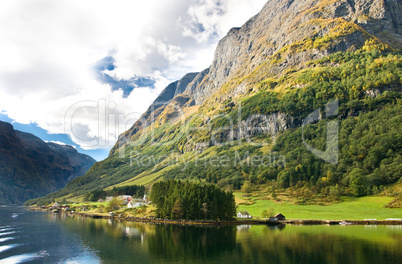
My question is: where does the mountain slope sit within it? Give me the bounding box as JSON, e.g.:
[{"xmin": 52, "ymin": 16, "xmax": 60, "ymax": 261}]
[
  {"xmin": 0, "ymin": 121, "xmax": 96, "ymax": 204},
  {"xmin": 112, "ymin": 0, "xmax": 401, "ymax": 154},
  {"xmin": 31, "ymin": 0, "xmax": 401, "ymax": 205}
]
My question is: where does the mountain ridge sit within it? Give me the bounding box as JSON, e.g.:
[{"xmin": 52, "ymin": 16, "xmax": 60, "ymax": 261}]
[{"xmin": 0, "ymin": 121, "xmax": 96, "ymax": 204}]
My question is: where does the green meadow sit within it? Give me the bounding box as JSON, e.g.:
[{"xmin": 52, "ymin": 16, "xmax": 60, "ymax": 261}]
[{"xmin": 237, "ymin": 194, "xmax": 402, "ymax": 220}]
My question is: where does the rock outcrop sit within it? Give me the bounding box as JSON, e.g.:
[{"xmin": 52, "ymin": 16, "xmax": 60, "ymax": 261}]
[{"xmin": 188, "ymin": 0, "xmax": 401, "ymax": 105}]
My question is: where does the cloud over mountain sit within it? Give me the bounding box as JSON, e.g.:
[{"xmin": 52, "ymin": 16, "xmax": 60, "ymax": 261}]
[{"xmin": 0, "ymin": 0, "xmax": 266, "ymax": 150}]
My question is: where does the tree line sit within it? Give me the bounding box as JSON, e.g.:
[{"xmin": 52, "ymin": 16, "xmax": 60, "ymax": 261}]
[{"xmin": 150, "ymin": 180, "xmax": 236, "ymax": 221}]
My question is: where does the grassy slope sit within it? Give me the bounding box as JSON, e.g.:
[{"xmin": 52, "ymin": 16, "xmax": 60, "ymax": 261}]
[{"xmin": 236, "ymin": 181, "xmax": 402, "ymax": 220}]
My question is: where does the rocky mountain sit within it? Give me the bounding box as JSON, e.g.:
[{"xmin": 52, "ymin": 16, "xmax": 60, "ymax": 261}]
[
  {"xmin": 112, "ymin": 0, "xmax": 401, "ymax": 154},
  {"xmin": 0, "ymin": 121, "xmax": 96, "ymax": 204},
  {"xmin": 30, "ymin": 0, "xmax": 401, "ymax": 205}
]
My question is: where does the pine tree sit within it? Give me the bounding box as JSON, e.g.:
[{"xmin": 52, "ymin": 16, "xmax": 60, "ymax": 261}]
[{"xmin": 171, "ymin": 198, "xmax": 183, "ymax": 219}]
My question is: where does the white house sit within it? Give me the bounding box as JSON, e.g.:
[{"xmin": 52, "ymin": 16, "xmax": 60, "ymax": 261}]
[
  {"xmin": 127, "ymin": 200, "xmax": 147, "ymax": 208},
  {"xmin": 50, "ymin": 202, "xmax": 60, "ymax": 209},
  {"xmin": 237, "ymin": 211, "xmax": 253, "ymax": 219}
]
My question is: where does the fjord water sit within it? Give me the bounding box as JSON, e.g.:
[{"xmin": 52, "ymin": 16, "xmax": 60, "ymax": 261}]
[{"xmin": 1, "ymin": 207, "xmax": 402, "ymax": 264}]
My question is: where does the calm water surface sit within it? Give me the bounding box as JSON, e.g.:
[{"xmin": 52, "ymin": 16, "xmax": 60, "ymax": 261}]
[{"xmin": 0, "ymin": 206, "xmax": 402, "ymax": 263}]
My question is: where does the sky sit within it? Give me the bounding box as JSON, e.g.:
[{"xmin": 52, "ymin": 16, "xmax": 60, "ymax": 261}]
[{"xmin": 0, "ymin": 0, "xmax": 267, "ymax": 161}]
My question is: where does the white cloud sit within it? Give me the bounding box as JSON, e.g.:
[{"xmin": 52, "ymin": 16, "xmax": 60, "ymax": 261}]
[
  {"xmin": 180, "ymin": 0, "xmax": 267, "ymax": 42},
  {"xmin": 0, "ymin": 0, "xmax": 267, "ymax": 150}
]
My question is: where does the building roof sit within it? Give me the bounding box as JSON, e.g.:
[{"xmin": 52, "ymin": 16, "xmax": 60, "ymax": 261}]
[{"xmin": 238, "ymin": 211, "xmax": 250, "ymax": 215}]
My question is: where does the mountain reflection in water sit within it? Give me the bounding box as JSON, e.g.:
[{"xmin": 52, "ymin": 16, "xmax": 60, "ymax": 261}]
[{"xmin": 1, "ymin": 207, "xmax": 402, "ymax": 264}]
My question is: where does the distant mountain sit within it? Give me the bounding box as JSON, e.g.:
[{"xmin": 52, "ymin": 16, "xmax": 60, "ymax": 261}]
[
  {"xmin": 0, "ymin": 121, "xmax": 96, "ymax": 204},
  {"xmin": 30, "ymin": 0, "xmax": 401, "ymax": 205}
]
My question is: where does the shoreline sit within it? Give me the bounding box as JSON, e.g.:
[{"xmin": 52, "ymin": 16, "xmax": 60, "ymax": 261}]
[
  {"xmin": 28, "ymin": 208, "xmax": 275, "ymax": 226},
  {"xmin": 27, "ymin": 207, "xmax": 402, "ymax": 226}
]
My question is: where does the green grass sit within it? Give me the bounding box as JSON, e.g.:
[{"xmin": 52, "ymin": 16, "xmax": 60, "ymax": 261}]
[
  {"xmin": 237, "ymin": 195, "xmax": 402, "ymax": 220},
  {"xmin": 67, "ymin": 201, "xmax": 108, "ymax": 207}
]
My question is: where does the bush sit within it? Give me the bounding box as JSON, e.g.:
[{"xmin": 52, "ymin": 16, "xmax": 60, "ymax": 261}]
[
  {"xmin": 108, "ymin": 198, "xmax": 124, "ymax": 211},
  {"xmin": 349, "ymin": 168, "xmax": 367, "ymax": 196}
]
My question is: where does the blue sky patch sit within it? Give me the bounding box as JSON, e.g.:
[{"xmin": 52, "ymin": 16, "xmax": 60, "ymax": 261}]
[{"xmin": 95, "ymin": 56, "xmax": 156, "ymax": 98}]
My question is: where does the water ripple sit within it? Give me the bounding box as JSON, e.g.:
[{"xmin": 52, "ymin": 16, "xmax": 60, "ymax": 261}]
[
  {"xmin": 0, "ymin": 243, "xmax": 22, "ymax": 253},
  {"xmin": 11, "ymin": 213, "xmax": 24, "ymax": 219},
  {"xmin": 0, "ymin": 228, "xmax": 15, "ymax": 233},
  {"xmin": 0, "ymin": 232, "xmax": 16, "ymax": 238},
  {"xmin": 0, "ymin": 251, "xmax": 47, "ymax": 264},
  {"xmin": 0, "ymin": 237, "xmax": 15, "ymax": 243}
]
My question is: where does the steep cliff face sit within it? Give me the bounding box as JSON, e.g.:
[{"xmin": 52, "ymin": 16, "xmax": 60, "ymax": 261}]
[
  {"xmin": 189, "ymin": 0, "xmax": 401, "ymax": 105},
  {"xmin": 0, "ymin": 121, "xmax": 96, "ymax": 204}
]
